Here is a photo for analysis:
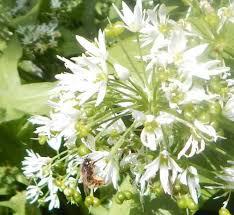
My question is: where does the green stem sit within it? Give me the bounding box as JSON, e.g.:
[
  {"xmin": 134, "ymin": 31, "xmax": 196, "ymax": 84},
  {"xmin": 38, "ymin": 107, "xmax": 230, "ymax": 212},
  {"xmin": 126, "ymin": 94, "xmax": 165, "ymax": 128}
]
[
  {"xmin": 111, "ymin": 122, "xmax": 136, "ymax": 154},
  {"xmin": 119, "ymin": 40, "xmax": 145, "ymax": 86}
]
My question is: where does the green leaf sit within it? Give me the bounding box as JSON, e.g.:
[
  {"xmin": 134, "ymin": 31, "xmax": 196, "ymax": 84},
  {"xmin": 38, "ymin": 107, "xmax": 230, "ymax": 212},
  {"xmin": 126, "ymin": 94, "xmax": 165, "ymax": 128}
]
[
  {"xmin": 0, "ymin": 191, "xmax": 41, "ymax": 215},
  {"xmin": 0, "ymin": 82, "xmax": 55, "ymax": 123},
  {"xmin": 189, "ymin": 17, "xmax": 214, "ymax": 40},
  {"xmin": 0, "ymin": 38, "xmax": 55, "ymax": 123},
  {"xmin": 11, "ymin": 0, "xmax": 43, "ymax": 27},
  {"xmin": 58, "ymin": 27, "xmax": 83, "ymax": 56},
  {"xmin": 0, "ymin": 37, "xmax": 22, "ymax": 89},
  {"xmin": 0, "ymin": 191, "xmax": 26, "ymax": 215},
  {"xmin": 13, "ymin": 82, "xmax": 55, "ymax": 116}
]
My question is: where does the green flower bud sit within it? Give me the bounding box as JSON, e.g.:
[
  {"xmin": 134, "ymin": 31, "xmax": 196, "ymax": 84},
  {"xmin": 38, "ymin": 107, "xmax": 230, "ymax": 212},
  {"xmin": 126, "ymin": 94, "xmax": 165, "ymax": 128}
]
[
  {"xmin": 85, "ymin": 196, "xmax": 94, "ymax": 207},
  {"xmin": 209, "ymin": 77, "xmax": 222, "ymax": 93},
  {"xmin": 219, "ymin": 207, "xmax": 231, "ymax": 215},
  {"xmin": 77, "ymin": 144, "xmax": 91, "ymax": 156},
  {"xmin": 177, "ymin": 197, "xmax": 187, "ymax": 209},
  {"xmin": 123, "ymin": 191, "xmax": 133, "ymax": 200},
  {"xmin": 64, "ymin": 187, "xmax": 74, "ymax": 197},
  {"xmin": 209, "ymin": 102, "xmax": 222, "ymax": 115},
  {"xmin": 183, "ymin": 105, "xmax": 195, "ymax": 121},
  {"xmin": 198, "ymin": 112, "xmax": 211, "ymax": 124},
  {"xmin": 115, "ymin": 197, "xmax": 124, "ymax": 204},
  {"xmin": 220, "ymin": 87, "xmax": 228, "ymax": 98},
  {"xmin": 54, "ymin": 178, "xmax": 64, "ymax": 188},
  {"xmin": 186, "ymin": 197, "xmax": 198, "ymax": 211},
  {"xmin": 151, "ymin": 181, "xmax": 164, "ymax": 196},
  {"xmin": 38, "ymin": 135, "xmax": 47, "ymax": 145},
  {"xmin": 116, "ymin": 191, "xmax": 126, "ymax": 202},
  {"xmin": 184, "ymin": 111, "xmax": 194, "ymax": 121},
  {"xmin": 73, "ymin": 191, "xmax": 82, "ymax": 203},
  {"xmin": 93, "ymin": 197, "xmax": 101, "ymax": 207},
  {"xmin": 105, "ymin": 21, "xmax": 125, "ymax": 38},
  {"xmin": 76, "ymin": 121, "xmax": 90, "ymax": 138}
]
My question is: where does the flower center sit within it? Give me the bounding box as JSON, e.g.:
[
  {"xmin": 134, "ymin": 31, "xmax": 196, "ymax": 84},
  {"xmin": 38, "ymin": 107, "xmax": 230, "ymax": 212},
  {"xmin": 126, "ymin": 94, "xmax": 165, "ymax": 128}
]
[
  {"xmin": 96, "ymin": 72, "xmax": 107, "ymax": 82},
  {"xmin": 144, "ymin": 120, "xmax": 158, "ymax": 132},
  {"xmin": 173, "ymin": 53, "xmax": 183, "ymax": 64},
  {"xmin": 159, "ymin": 24, "xmax": 170, "ymax": 34}
]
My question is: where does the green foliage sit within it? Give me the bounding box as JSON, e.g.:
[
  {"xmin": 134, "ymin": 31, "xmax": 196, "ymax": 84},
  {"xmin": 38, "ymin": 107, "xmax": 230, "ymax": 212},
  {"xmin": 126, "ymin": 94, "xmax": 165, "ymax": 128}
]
[
  {"xmin": 0, "ymin": 37, "xmax": 54, "ymax": 123},
  {"xmin": 91, "ymin": 176, "xmax": 183, "ymax": 215},
  {"xmin": 0, "ymin": 192, "xmax": 41, "ymax": 215},
  {"xmin": 0, "ymin": 0, "xmax": 234, "ymax": 215}
]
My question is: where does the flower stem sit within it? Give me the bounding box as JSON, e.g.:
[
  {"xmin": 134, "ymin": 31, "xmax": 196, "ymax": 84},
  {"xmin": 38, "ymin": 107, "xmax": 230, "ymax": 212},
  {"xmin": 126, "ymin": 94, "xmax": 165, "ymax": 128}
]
[{"xmin": 111, "ymin": 122, "xmax": 136, "ymax": 154}]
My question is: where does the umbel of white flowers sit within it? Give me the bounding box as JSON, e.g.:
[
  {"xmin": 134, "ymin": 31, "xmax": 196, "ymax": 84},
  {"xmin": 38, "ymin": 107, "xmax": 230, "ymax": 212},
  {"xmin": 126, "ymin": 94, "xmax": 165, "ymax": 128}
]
[{"xmin": 22, "ymin": 0, "xmax": 234, "ymax": 211}]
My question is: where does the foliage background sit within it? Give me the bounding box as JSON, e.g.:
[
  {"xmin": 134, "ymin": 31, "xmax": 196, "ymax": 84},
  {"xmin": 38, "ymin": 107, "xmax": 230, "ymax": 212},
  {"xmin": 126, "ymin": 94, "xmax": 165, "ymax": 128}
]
[{"xmin": 0, "ymin": 0, "xmax": 234, "ymax": 214}]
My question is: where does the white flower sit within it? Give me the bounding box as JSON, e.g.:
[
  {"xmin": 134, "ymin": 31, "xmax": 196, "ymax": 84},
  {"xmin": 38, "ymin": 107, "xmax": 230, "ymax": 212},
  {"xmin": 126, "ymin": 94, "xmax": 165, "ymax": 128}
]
[
  {"xmin": 194, "ymin": 120, "xmax": 218, "ymax": 141},
  {"xmin": 167, "ymin": 31, "xmax": 208, "ymax": 66},
  {"xmin": 218, "ymin": 2, "xmax": 234, "ymax": 31},
  {"xmin": 22, "ymin": 150, "xmax": 51, "ymax": 179},
  {"xmin": 120, "ymin": 153, "xmax": 138, "ymax": 167},
  {"xmin": 140, "ymin": 4, "xmax": 175, "ymax": 47},
  {"xmin": 87, "ymin": 151, "xmax": 119, "ymax": 189},
  {"xmin": 45, "ymin": 193, "xmax": 60, "ymax": 210},
  {"xmin": 76, "ymin": 30, "xmax": 107, "ymax": 61},
  {"xmin": 58, "ymin": 55, "xmax": 108, "ymax": 106},
  {"xmin": 178, "ymin": 120, "xmax": 218, "ymax": 159},
  {"xmin": 182, "ymin": 85, "xmax": 218, "ymax": 104},
  {"xmin": 223, "ymin": 97, "xmax": 234, "ymax": 121},
  {"xmin": 179, "ymin": 166, "xmax": 200, "ymax": 204},
  {"xmin": 178, "ymin": 135, "xmax": 206, "ymax": 159},
  {"xmin": 29, "ymin": 115, "xmax": 53, "ymax": 137},
  {"xmin": 113, "ymin": 0, "xmax": 145, "ymax": 32},
  {"xmin": 144, "ymin": 31, "xmax": 208, "ymax": 68},
  {"xmin": 140, "ymin": 113, "xmax": 174, "ymax": 151},
  {"xmin": 26, "ymin": 185, "xmax": 42, "ymax": 203},
  {"xmin": 37, "ymin": 176, "xmax": 60, "ymax": 210},
  {"xmin": 140, "ymin": 150, "xmax": 182, "ymax": 194},
  {"xmin": 219, "ymin": 162, "xmax": 234, "ymax": 184},
  {"xmin": 114, "ymin": 63, "xmax": 129, "ymax": 80},
  {"xmin": 181, "ymin": 60, "xmax": 230, "ymax": 81},
  {"xmin": 29, "ymin": 114, "xmax": 63, "ymax": 150}
]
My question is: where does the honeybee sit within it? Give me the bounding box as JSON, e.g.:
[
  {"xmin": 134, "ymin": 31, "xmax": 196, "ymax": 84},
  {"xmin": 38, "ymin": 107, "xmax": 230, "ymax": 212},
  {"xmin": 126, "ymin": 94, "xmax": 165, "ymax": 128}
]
[{"xmin": 81, "ymin": 158, "xmax": 104, "ymax": 193}]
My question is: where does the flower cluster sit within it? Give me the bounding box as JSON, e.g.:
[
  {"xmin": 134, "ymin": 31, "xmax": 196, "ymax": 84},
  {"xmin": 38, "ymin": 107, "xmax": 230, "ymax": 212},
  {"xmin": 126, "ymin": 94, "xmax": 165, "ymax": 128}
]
[
  {"xmin": 22, "ymin": 0, "xmax": 234, "ymax": 212},
  {"xmin": 17, "ymin": 22, "xmax": 61, "ymax": 54}
]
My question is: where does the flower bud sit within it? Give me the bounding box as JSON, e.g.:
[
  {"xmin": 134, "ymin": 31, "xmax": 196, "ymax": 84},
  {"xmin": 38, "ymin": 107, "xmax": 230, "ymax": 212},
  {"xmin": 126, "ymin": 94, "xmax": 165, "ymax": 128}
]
[
  {"xmin": 105, "ymin": 21, "xmax": 125, "ymax": 38},
  {"xmin": 77, "ymin": 144, "xmax": 91, "ymax": 156},
  {"xmin": 39, "ymin": 135, "xmax": 47, "ymax": 145},
  {"xmin": 219, "ymin": 207, "xmax": 231, "ymax": 215},
  {"xmin": 123, "ymin": 191, "xmax": 133, "ymax": 200},
  {"xmin": 85, "ymin": 196, "xmax": 94, "ymax": 207}
]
